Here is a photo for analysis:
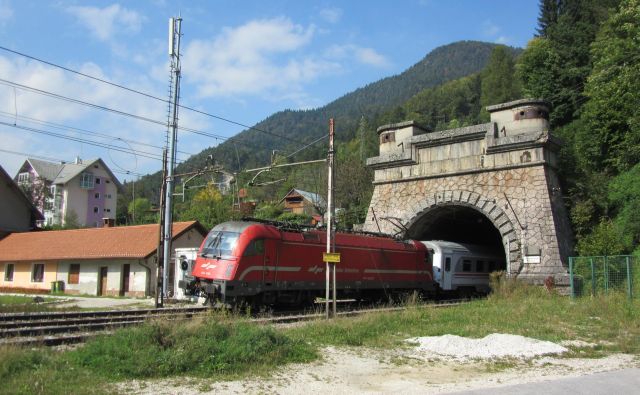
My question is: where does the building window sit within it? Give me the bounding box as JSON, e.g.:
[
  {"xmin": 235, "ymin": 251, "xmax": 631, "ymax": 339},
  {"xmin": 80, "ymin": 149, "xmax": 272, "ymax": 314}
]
[
  {"xmin": 18, "ymin": 172, "xmax": 30, "ymax": 184},
  {"xmin": 106, "ymin": 194, "xmax": 112, "ymax": 199},
  {"xmin": 68, "ymin": 264, "xmax": 80, "ymax": 284},
  {"xmin": 95, "ymin": 193, "xmax": 100, "ymax": 199},
  {"xmin": 4, "ymin": 264, "xmax": 14, "ymax": 282},
  {"xmin": 80, "ymin": 173, "xmax": 95, "ymax": 189},
  {"xmin": 106, "ymin": 180, "xmax": 111, "ymax": 184},
  {"xmin": 105, "ymin": 208, "xmax": 111, "ymax": 213},
  {"xmin": 96, "ymin": 178, "xmax": 101, "ymax": 184},
  {"xmin": 93, "ymin": 207, "xmax": 99, "ymax": 213},
  {"xmin": 31, "ymin": 264, "xmax": 44, "ymax": 283}
]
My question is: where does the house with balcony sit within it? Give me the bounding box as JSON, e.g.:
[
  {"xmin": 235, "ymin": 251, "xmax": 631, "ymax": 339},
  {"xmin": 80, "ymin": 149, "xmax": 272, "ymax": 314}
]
[{"xmin": 15, "ymin": 157, "xmax": 121, "ymax": 228}]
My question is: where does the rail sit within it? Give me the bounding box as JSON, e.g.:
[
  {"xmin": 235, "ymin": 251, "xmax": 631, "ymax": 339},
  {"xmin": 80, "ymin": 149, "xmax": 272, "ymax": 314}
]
[{"xmin": 0, "ymin": 300, "xmax": 469, "ymax": 347}]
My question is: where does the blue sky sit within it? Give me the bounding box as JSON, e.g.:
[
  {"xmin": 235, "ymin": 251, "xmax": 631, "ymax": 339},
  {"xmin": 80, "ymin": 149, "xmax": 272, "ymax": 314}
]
[{"xmin": 0, "ymin": 1, "xmax": 539, "ymax": 180}]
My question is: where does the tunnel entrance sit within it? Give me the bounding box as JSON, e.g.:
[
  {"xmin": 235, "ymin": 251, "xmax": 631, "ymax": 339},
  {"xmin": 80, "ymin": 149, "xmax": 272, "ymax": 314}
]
[{"xmin": 406, "ymin": 204, "xmax": 507, "ymax": 268}]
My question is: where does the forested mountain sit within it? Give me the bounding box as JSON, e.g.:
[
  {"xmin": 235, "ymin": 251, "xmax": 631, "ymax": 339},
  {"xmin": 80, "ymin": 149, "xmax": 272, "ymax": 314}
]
[
  {"xmin": 123, "ymin": 40, "xmax": 512, "ymax": 214},
  {"xmin": 178, "ymin": 41, "xmax": 512, "ymax": 173}
]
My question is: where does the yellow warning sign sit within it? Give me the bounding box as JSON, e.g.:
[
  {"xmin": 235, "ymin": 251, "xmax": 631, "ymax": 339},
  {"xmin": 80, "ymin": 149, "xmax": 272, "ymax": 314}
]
[{"xmin": 323, "ymin": 252, "xmax": 341, "ymax": 263}]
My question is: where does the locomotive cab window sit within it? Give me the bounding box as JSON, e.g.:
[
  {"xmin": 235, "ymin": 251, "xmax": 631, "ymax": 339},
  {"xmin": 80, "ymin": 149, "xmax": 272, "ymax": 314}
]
[
  {"xmin": 201, "ymin": 231, "xmax": 240, "ymax": 258},
  {"xmin": 243, "ymin": 239, "xmax": 265, "ymax": 256},
  {"xmin": 444, "ymin": 257, "xmax": 451, "ymax": 272}
]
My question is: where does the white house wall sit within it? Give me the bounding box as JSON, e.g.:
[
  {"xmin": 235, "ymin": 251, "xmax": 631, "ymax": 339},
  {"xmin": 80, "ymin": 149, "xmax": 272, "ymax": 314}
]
[{"xmin": 56, "ymin": 259, "xmax": 147, "ymax": 297}]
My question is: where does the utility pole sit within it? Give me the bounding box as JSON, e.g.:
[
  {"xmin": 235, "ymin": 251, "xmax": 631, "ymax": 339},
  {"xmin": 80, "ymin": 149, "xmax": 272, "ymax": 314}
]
[
  {"xmin": 325, "ymin": 118, "xmax": 336, "ymax": 318},
  {"xmin": 162, "ymin": 16, "xmax": 182, "ymax": 299}
]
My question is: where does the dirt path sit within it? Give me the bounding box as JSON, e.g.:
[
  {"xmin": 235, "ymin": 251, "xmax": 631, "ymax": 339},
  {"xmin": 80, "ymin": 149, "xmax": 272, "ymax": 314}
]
[{"xmin": 125, "ymin": 341, "xmax": 639, "ymax": 394}]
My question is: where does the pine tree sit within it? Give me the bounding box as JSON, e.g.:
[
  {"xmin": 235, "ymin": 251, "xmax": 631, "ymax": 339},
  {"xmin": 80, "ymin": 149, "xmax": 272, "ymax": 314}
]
[
  {"xmin": 536, "ymin": 0, "xmax": 560, "ymax": 37},
  {"xmin": 480, "ymin": 46, "xmax": 521, "ymax": 112}
]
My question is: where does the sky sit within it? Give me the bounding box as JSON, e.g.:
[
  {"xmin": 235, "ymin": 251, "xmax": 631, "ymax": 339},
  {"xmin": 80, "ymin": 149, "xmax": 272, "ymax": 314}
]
[{"xmin": 0, "ymin": 0, "xmax": 540, "ymax": 181}]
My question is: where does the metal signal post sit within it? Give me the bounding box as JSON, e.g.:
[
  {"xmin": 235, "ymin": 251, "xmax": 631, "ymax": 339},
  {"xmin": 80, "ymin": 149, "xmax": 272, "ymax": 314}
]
[{"xmin": 325, "ymin": 118, "xmax": 336, "ymax": 318}]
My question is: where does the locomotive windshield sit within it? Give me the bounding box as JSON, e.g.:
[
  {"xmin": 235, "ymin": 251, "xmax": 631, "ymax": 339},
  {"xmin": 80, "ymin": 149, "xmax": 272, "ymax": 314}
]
[{"xmin": 201, "ymin": 231, "xmax": 240, "ymax": 258}]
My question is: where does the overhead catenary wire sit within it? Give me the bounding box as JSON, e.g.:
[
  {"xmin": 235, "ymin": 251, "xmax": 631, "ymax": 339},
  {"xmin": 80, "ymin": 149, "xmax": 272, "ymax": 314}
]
[{"xmin": 0, "ymin": 45, "xmax": 297, "ymax": 144}]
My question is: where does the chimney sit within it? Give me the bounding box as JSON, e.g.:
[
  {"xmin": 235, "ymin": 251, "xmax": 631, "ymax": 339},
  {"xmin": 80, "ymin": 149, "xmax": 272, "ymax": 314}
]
[
  {"xmin": 75, "ymin": 156, "xmax": 82, "ymax": 164},
  {"xmin": 102, "ymin": 218, "xmax": 115, "ymax": 228}
]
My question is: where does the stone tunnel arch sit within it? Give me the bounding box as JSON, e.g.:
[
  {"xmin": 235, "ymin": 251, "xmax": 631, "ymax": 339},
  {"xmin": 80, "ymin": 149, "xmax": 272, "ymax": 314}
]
[{"xmin": 403, "ymin": 190, "xmax": 521, "ymax": 274}]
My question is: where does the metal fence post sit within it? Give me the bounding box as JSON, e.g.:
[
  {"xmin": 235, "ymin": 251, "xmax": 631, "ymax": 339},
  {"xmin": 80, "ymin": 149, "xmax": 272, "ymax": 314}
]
[
  {"xmin": 590, "ymin": 257, "xmax": 596, "ymax": 297},
  {"xmin": 569, "ymin": 256, "xmax": 575, "ymax": 298},
  {"xmin": 626, "ymin": 256, "xmax": 632, "ymax": 300},
  {"xmin": 604, "ymin": 256, "xmax": 609, "ymax": 294}
]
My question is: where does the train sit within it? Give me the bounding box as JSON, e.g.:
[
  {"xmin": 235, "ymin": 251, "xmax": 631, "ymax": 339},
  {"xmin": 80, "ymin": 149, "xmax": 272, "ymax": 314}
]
[
  {"xmin": 178, "ymin": 220, "xmax": 434, "ymax": 307},
  {"xmin": 178, "ymin": 220, "xmax": 505, "ymax": 307},
  {"xmin": 420, "ymin": 240, "xmax": 505, "ymax": 297}
]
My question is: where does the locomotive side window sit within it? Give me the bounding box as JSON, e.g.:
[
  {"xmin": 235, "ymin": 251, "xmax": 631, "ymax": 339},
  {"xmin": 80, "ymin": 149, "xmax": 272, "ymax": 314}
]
[
  {"xmin": 243, "ymin": 239, "xmax": 265, "ymax": 256},
  {"xmin": 426, "ymin": 249, "xmax": 434, "ymax": 265},
  {"xmin": 476, "ymin": 260, "xmax": 484, "ymax": 273},
  {"xmin": 445, "ymin": 257, "xmax": 451, "ymax": 272},
  {"xmin": 462, "ymin": 259, "xmax": 472, "ymax": 272}
]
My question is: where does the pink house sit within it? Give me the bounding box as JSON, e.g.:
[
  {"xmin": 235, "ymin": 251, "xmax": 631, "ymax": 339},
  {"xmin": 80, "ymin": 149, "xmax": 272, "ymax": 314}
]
[{"xmin": 15, "ymin": 157, "xmax": 121, "ymax": 228}]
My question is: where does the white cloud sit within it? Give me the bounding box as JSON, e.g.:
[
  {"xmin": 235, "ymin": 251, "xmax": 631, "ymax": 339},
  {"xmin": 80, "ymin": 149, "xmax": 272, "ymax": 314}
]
[
  {"xmin": 325, "ymin": 44, "xmax": 390, "ymax": 68},
  {"xmin": 481, "ymin": 20, "xmax": 510, "ymax": 45},
  {"xmin": 0, "ymin": 55, "xmax": 204, "ymax": 178},
  {"xmin": 66, "ymin": 4, "xmax": 144, "ymax": 42},
  {"xmin": 183, "ymin": 17, "xmax": 341, "ymax": 100},
  {"xmin": 319, "ymin": 7, "xmax": 342, "ymax": 24},
  {"xmin": 0, "ymin": 0, "xmax": 13, "ymax": 24}
]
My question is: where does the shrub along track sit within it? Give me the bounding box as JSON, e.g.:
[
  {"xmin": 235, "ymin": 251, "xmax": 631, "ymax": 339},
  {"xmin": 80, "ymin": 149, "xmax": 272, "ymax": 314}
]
[{"xmin": 0, "ymin": 299, "xmax": 467, "ymax": 347}]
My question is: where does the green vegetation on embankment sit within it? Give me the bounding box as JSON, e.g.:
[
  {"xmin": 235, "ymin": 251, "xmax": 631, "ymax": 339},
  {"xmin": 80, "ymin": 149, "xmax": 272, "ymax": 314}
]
[{"xmin": 1, "ymin": 283, "xmax": 638, "ymax": 394}]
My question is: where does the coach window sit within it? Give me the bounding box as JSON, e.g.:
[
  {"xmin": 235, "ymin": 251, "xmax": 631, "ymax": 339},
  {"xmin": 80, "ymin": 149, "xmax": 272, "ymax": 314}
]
[
  {"xmin": 462, "ymin": 259, "xmax": 472, "ymax": 272},
  {"xmin": 476, "ymin": 260, "xmax": 485, "ymax": 273},
  {"xmin": 243, "ymin": 239, "xmax": 265, "ymax": 256},
  {"xmin": 444, "ymin": 257, "xmax": 451, "ymax": 272}
]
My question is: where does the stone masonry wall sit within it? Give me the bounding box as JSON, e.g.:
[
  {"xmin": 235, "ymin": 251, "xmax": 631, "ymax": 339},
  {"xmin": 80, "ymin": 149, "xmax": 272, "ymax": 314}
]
[{"xmin": 365, "ymin": 164, "xmax": 573, "ymax": 284}]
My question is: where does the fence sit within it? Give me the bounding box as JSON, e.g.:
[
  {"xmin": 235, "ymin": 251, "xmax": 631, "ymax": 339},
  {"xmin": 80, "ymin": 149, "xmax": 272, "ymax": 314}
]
[{"xmin": 569, "ymin": 255, "xmax": 637, "ymax": 299}]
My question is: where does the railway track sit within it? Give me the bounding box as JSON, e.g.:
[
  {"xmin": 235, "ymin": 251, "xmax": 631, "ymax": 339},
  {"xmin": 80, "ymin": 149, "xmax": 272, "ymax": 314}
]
[
  {"xmin": 0, "ymin": 300, "xmax": 467, "ymax": 347},
  {"xmin": 0, "ymin": 306, "xmax": 208, "ymax": 347}
]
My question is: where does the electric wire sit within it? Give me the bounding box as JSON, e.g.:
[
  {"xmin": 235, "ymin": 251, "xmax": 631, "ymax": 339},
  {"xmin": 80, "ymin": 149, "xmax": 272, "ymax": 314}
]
[
  {"xmin": 0, "ymin": 148, "xmax": 146, "ymax": 177},
  {"xmin": 0, "ymin": 110, "xmax": 194, "ymax": 160},
  {"xmin": 0, "ymin": 120, "xmax": 184, "ymax": 164},
  {"xmin": 0, "ymin": 79, "xmax": 288, "ymax": 155}
]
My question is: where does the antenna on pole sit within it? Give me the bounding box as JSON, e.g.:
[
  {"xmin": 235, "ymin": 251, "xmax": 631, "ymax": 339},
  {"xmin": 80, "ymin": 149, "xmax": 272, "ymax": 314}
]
[{"xmin": 161, "ymin": 16, "xmax": 182, "ymax": 303}]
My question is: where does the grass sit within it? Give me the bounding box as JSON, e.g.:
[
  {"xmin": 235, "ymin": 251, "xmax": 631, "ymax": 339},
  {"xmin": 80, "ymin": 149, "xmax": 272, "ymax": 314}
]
[
  {"xmin": 0, "ymin": 282, "xmax": 638, "ymax": 394},
  {"xmin": 0, "ymin": 295, "xmax": 65, "ymax": 313}
]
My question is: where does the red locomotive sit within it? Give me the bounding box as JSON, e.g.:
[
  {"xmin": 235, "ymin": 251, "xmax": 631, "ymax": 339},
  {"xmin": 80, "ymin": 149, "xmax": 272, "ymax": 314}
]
[{"xmin": 179, "ymin": 220, "xmax": 434, "ymax": 307}]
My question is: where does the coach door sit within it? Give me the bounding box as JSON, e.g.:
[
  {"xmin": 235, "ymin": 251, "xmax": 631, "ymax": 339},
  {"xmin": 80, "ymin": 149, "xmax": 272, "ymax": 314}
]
[
  {"xmin": 263, "ymin": 239, "xmax": 278, "ymax": 286},
  {"xmin": 442, "ymin": 256, "xmax": 453, "ymax": 290}
]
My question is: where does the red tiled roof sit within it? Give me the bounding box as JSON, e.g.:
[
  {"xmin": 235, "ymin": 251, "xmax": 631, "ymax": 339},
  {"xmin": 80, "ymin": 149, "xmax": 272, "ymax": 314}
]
[{"xmin": 0, "ymin": 221, "xmax": 207, "ymax": 261}]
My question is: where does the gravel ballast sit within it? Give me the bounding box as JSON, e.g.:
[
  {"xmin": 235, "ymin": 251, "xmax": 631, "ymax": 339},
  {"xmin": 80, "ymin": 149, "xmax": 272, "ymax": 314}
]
[{"xmin": 407, "ymin": 333, "xmax": 568, "ymax": 360}]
